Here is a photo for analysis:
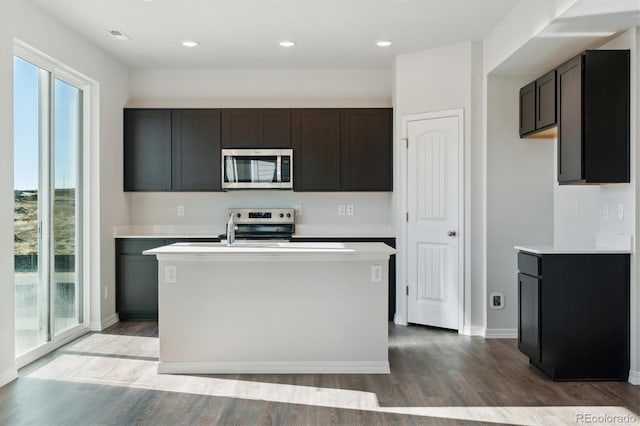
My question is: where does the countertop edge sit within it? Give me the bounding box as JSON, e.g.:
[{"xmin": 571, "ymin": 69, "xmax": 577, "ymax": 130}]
[{"xmin": 514, "ymin": 245, "xmax": 632, "ymax": 255}]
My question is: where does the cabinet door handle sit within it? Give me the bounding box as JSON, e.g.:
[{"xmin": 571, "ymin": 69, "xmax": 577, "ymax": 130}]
[{"xmin": 447, "ymin": 231, "xmax": 457, "ymax": 237}]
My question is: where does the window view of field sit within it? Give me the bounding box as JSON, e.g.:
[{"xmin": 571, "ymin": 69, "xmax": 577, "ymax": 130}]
[{"xmin": 14, "ymin": 188, "xmax": 78, "ymax": 355}]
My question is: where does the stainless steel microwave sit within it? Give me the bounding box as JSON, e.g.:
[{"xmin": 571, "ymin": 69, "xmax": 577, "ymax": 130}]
[{"xmin": 222, "ymin": 149, "xmax": 293, "ymax": 190}]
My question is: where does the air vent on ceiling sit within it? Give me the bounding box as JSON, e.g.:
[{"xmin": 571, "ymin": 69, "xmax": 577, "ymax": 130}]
[{"xmin": 108, "ymin": 30, "xmax": 131, "ymax": 41}]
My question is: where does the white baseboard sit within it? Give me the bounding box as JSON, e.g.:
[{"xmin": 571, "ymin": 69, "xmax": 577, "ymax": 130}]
[
  {"xmin": 393, "ymin": 313, "xmax": 407, "ymax": 326},
  {"xmin": 628, "ymin": 370, "xmax": 640, "ymax": 385},
  {"xmin": 461, "ymin": 325, "xmax": 486, "ymax": 336},
  {"xmin": 0, "ymin": 368, "xmax": 18, "ymax": 389},
  {"xmin": 90, "ymin": 313, "xmax": 119, "ymax": 332},
  {"xmin": 484, "ymin": 328, "xmax": 518, "ymax": 339},
  {"xmin": 158, "ymin": 361, "xmax": 391, "ymax": 375}
]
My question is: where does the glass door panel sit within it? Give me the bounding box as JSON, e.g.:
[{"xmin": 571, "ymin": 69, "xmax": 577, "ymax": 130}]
[
  {"xmin": 14, "ymin": 57, "xmax": 50, "ymax": 356},
  {"xmin": 53, "ymin": 79, "xmax": 82, "ymax": 335}
]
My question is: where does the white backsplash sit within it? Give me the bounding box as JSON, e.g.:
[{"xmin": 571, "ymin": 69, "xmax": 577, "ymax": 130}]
[{"xmin": 128, "ymin": 191, "xmax": 394, "ymax": 231}]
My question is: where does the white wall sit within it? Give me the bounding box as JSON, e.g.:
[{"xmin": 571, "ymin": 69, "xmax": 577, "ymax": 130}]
[
  {"xmin": 485, "ymin": 75, "xmax": 555, "ymax": 331},
  {"xmin": 393, "ymin": 42, "xmax": 483, "ymax": 330},
  {"xmin": 0, "ymin": 0, "xmax": 129, "ymax": 386},
  {"xmin": 129, "ymin": 68, "xmax": 391, "ymax": 108}
]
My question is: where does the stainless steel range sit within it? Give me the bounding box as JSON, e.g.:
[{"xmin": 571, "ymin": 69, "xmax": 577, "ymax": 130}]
[{"xmin": 222, "ymin": 208, "xmax": 295, "ymax": 242}]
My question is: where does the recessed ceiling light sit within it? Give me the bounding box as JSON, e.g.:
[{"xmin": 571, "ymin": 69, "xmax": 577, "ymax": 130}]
[
  {"xmin": 376, "ymin": 40, "xmax": 393, "ymax": 47},
  {"xmin": 108, "ymin": 30, "xmax": 131, "ymax": 41},
  {"xmin": 279, "ymin": 41, "xmax": 297, "ymax": 48},
  {"xmin": 181, "ymin": 40, "xmax": 199, "ymax": 48}
]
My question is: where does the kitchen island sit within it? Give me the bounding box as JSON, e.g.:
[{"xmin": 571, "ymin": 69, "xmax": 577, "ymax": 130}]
[{"xmin": 144, "ymin": 241, "xmax": 395, "ymax": 374}]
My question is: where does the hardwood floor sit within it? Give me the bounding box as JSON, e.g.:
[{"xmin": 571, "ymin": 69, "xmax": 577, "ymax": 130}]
[{"xmin": 1, "ymin": 322, "xmax": 639, "ymax": 425}]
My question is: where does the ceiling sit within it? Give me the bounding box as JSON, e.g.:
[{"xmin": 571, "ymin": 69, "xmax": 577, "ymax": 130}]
[
  {"xmin": 31, "ymin": 0, "xmax": 520, "ymax": 69},
  {"xmin": 493, "ymin": 0, "xmax": 640, "ymax": 75}
]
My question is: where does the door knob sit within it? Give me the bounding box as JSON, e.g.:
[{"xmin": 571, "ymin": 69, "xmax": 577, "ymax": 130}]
[{"xmin": 447, "ymin": 230, "xmax": 457, "ymax": 237}]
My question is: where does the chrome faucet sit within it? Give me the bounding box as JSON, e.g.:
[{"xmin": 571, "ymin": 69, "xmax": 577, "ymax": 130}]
[{"xmin": 226, "ymin": 213, "xmax": 238, "ymax": 246}]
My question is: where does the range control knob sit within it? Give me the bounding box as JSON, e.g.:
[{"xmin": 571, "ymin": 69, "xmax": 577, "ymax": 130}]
[
  {"xmin": 236, "ymin": 213, "xmax": 241, "ymax": 218},
  {"xmin": 286, "ymin": 213, "xmax": 292, "ymax": 218},
  {"xmin": 279, "ymin": 213, "xmax": 284, "ymax": 218}
]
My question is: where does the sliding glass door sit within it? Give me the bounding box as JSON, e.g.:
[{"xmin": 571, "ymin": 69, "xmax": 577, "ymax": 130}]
[{"xmin": 14, "ymin": 55, "xmax": 85, "ymax": 359}]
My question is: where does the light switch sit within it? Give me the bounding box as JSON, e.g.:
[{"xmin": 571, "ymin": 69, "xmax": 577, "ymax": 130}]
[
  {"xmin": 604, "ymin": 204, "xmax": 609, "ymax": 220},
  {"xmin": 177, "ymin": 205, "xmax": 185, "ymax": 217},
  {"xmin": 573, "ymin": 203, "xmax": 580, "ymax": 218},
  {"xmin": 618, "ymin": 204, "xmax": 624, "ymax": 221}
]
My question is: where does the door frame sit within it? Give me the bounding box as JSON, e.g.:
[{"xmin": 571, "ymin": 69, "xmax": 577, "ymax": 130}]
[
  {"xmin": 14, "ymin": 40, "xmax": 95, "ymax": 369},
  {"xmin": 396, "ymin": 109, "xmax": 466, "ymax": 333}
]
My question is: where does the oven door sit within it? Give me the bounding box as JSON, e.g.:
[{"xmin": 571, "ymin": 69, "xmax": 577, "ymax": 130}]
[{"xmin": 222, "ymin": 149, "xmax": 292, "ymax": 189}]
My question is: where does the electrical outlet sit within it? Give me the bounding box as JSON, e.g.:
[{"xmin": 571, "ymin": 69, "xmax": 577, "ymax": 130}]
[
  {"xmin": 489, "ymin": 292, "xmax": 504, "ymax": 310},
  {"xmin": 604, "ymin": 204, "xmax": 609, "ymax": 220},
  {"xmin": 177, "ymin": 205, "xmax": 185, "ymax": 217},
  {"xmin": 346, "ymin": 205, "xmax": 355, "ymax": 216},
  {"xmin": 618, "ymin": 204, "xmax": 624, "ymax": 221},
  {"xmin": 166, "ymin": 265, "xmax": 177, "ymax": 283},
  {"xmin": 338, "ymin": 205, "xmax": 346, "ymax": 216},
  {"xmin": 371, "ymin": 265, "xmax": 382, "ymax": 282},
  {"xmin": 293, "ymin": 205, "xmax": 303, "ymax": 216}
]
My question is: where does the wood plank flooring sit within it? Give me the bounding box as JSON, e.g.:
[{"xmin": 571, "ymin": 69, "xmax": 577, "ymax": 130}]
[{"xmin": 1, "ymin": 322, "xmax": 639, "ymax": 425}]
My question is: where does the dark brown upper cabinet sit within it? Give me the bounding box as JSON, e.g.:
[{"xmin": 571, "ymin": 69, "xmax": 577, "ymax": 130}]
[
  {"xmin": 535, "ymin": 70, "xmax": 557, "ymax": 131},
  {"xmin": 519, "ymin": 82, "xmax": 536, "ymax": 137},
  {"xmin": 293, "ymin": 108, "xmax": 393, "ymax": 192},
  {"xmin": 519, "ymin": 70, "xmax": 556, "ymax": 138},
  {"xmin": 172, "ymin": 110, "xmax": 221, "ymax": 191},
  {"xmin": 557, "ymin": 50, "xmax": 630, "ymax": 184},
  {"xmin": 124, "ymin": 108, "xmax": 222, "ymax": 192},
  {"xmin": 292, "ymin": 109, "xmax": 342, "ymax": 191},
  {"xmin": 221, "ymin": 109, "xmax": 291, "ymax": 148},
  {"xmin": 341, "ymin": 109, "xmax": 392, "ymax": 191},
  {"xmin": 124, "ymin": 109, "xmax": 172, "ymax": 191}
]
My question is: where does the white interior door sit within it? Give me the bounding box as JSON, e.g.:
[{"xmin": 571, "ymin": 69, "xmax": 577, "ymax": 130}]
[{"xmin": 406, "ymin": 114, "xmax": 461, "ymax": 329}]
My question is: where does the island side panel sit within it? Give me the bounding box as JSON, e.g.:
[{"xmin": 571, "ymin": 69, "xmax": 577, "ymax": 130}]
[{"xmin": 157, "ymin": 258, "xmax": 389, "ymax": 373}]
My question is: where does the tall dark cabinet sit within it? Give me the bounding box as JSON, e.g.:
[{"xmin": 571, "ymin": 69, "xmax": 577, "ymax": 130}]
[
  {"xmin": 557, "ymin": 50, "xmax": 630, "ymax": 184},
  {"xmin": 341, "ymin": 109, "xmax": 393, "ymax": 191},
  {"xmin": 172, "ymin": 110, "xmax": 221, "ymax": 191},
  {"xmin": 517, "ymin": 250, "xmax": 630, "ymax": 381},
  {"xmin": 292, "ymin": 109, "xmax": 342, "ymax": 191},
  {"xmin": 124, "ymin": 109, "xmax": 172, "ymax": 191}
]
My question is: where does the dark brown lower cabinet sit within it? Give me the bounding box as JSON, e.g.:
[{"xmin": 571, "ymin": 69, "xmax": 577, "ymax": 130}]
[
  {"xmin": 517, "ymin": 251, "xmax": 629, "ymax": 381},
  {"xmin": 116, "ymin": 238, "xmax": 218, "ymax": 320}
]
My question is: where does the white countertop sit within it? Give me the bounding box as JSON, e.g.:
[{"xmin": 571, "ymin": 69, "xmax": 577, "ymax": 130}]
[
  {"xmin": 514, "ymin": 244, "xmax": 632, "ymax": 255},
  {"xmin": 516, "ymin": 233, "xmax": 632, "ymax": 254},
  {"xmin": 114, "ymin": 224, "xmax": 395, "ymax": 239},
  {"xmin": 144, "ymin": 241, "xmax": 395, "ymax": 261}
]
